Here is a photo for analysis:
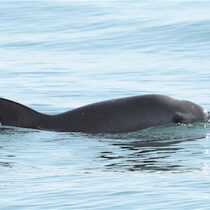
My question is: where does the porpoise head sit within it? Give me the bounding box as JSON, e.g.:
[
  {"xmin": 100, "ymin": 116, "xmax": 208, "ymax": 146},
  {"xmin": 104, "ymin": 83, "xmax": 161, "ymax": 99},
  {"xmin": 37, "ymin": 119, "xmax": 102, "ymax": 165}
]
[{"xmin": 172, "ymin": 99, "xmax": 208, "ymax": 124}]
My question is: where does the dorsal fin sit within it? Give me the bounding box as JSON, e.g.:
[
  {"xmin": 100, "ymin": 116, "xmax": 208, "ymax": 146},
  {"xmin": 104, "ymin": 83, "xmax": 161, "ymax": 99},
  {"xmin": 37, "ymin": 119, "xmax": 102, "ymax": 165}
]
[{"xmin": 0, "ymin": 98, "xmax": 44, "ymax": 128}]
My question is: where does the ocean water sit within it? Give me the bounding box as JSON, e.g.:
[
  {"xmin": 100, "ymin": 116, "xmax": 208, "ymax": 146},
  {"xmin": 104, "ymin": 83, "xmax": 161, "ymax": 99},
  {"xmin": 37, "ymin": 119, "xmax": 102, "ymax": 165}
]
[{"xmin": 1, "ymin": 0, "xmax": 210, "ymax": 209}]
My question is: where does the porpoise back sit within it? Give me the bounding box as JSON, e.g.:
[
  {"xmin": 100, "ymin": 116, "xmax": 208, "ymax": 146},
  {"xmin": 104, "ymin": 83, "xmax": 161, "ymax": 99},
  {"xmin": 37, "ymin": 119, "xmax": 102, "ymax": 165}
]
[{"xmin": 0, "ymin": 94, "xmax": 208, "ymax": 133}]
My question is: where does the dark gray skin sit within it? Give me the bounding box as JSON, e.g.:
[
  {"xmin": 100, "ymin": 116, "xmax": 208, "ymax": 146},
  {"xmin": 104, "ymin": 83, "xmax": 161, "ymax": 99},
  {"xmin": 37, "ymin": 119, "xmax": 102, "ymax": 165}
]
[{"xmin": 0, "ymin": 94, "xmax": 208, "ymax": 133}]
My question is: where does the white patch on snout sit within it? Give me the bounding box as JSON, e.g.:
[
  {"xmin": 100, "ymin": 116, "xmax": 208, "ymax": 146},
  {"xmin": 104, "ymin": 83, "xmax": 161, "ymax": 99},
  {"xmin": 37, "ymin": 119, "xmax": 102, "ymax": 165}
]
[
  {"xmin": 202, "ymin": 109, "xmax": 209, "ymax": 122},
  {"xmin": 206, "ymin": 110, "xmax": 210, "ymax": 123},
  {"xmin": 204, "ymin": 109, "xmax": 208, "ymax": 114}
]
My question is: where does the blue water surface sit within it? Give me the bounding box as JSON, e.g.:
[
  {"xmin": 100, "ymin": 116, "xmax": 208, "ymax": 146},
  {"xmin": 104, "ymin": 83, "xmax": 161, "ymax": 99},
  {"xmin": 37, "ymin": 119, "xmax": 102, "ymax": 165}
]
[{"xmin": 1, "ymin": 0, "xmax": 210, "ymax": 209}]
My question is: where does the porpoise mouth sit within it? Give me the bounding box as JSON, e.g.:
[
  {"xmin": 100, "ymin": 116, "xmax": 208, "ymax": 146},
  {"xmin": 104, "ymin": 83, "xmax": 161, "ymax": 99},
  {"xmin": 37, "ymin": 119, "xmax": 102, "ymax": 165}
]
[{"xmin": 208, "ymin": 111, "xmax": 210, "ymax": 122}]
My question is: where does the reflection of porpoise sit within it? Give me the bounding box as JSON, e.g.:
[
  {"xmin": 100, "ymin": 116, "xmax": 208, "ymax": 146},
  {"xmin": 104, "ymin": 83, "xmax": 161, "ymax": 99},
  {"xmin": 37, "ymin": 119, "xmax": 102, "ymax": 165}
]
[{"xmin": 0, "ymin": 94, "xmax": 208, "ymax": 133}]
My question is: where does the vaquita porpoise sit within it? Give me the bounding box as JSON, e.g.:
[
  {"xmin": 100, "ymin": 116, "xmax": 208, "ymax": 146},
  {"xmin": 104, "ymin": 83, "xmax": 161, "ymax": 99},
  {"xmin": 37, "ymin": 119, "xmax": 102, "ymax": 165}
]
[{"xmin": 0, "ymin": 94, "xmax": 208, "ymax": 133}]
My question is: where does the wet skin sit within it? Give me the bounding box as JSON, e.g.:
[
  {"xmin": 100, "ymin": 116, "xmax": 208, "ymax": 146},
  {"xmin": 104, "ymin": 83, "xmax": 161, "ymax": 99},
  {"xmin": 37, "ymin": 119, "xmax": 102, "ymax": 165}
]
[{"xmin": 0, "ymin": 94, "xmax": 208, "ymax": 133}]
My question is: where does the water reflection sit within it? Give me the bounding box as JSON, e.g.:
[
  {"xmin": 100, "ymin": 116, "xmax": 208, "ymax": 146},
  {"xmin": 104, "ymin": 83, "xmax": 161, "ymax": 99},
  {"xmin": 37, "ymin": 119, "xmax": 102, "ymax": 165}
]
[
  {"xmin": 0, "ymin": 123, "xmax": 208, "ymax": 172},
  {"xmin": 98, "ymin": 124, "xmax": 208, "ymax": 172},
  {"xmin": 0, "ymin": 126, "xmax": 41, "ymax": 135},
  {"xmin": 0, "ymin": 161, "xmax": 14, "ymax": 168},
  {"xmin": 0, "ymin": 126, "xmax": 39, "ymax": 169}
]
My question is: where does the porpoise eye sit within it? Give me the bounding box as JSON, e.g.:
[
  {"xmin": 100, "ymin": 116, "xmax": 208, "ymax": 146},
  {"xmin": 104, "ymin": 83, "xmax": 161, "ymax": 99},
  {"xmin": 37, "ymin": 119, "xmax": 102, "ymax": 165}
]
[{"xmin": 173, "ymin": 113, "xmax": 184, "ymax": 124}]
